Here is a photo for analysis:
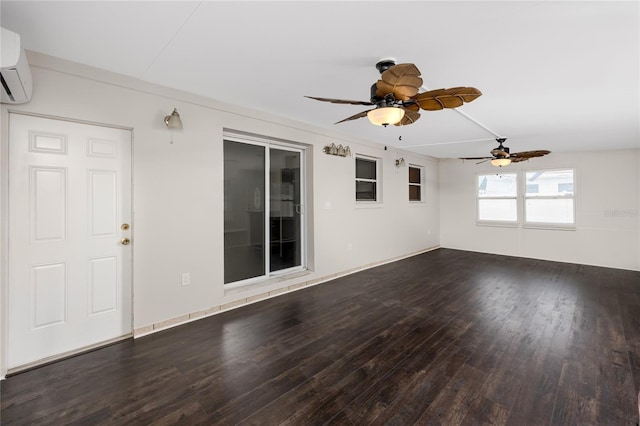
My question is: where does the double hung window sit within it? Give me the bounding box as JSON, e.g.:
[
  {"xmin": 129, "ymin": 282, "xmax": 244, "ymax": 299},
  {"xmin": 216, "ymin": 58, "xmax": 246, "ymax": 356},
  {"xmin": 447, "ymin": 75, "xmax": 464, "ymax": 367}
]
[
  {"xmin": 524, "ymin": 169, "xmax": 575, "ymax": 226},
  {"xmin": 409, "ymin": 166, "xmax": 422, "ymax": 202},
  {"xmin": 356, "ymin": 156, "xmax": 380, "ymax": 202},
  {"xmin": 476, "ymin": 169, "xmax": 575, "ymax": 228}
]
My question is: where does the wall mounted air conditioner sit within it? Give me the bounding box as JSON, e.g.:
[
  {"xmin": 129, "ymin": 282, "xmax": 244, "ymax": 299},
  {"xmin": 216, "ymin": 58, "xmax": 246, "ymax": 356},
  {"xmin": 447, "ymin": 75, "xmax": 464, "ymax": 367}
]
[{"xmin": 1, "ymin": 27, "xmax": 32, "ymax": 104}]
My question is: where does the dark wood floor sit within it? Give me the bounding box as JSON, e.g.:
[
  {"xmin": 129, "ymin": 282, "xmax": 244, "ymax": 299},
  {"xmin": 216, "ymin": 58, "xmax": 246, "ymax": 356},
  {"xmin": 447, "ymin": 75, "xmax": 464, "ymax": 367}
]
[{"xmin": 2, "ymin": 248, "xmax": 640, "ymax": 425}]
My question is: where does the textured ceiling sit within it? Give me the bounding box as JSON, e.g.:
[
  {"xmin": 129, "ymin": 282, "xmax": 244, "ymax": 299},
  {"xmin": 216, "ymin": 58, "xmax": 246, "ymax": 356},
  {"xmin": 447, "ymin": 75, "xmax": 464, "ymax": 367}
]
[{"xmin": 2, "ymin": 1, "xmax": 638, "ymax": 158}]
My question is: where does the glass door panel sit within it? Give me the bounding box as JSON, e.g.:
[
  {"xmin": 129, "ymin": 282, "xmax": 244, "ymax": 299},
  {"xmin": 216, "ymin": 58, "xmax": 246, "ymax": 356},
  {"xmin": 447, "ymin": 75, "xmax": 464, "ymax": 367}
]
[
  {"xmin": 269, "ymin": 149, "xmax": 301, "ymax": 272},
  {"xmin": 224, "ymin": 140, "xmax": 265, "ymax": 283}
]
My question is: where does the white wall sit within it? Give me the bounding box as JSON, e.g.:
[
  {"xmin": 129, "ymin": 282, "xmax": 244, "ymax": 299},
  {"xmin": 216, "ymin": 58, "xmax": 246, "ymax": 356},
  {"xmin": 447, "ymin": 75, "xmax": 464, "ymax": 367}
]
[
  {"xmin": 0, "ymin": 50, "xmax": 439, "ymax": 369},
  {"xmin": 439, "ymin": 149, "xmax": 640, "ymax": 271}
]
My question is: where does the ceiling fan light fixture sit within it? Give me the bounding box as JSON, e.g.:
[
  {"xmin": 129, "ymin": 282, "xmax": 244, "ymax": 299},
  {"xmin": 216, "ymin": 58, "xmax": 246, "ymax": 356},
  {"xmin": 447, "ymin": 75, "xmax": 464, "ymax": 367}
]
[
  {"xmin": 491, "ymin": 157, "xmax": 512, "ymax": 167},
  {"xmin": 367, "ymin": 107, "xmax": 404, "ymax": 127}
]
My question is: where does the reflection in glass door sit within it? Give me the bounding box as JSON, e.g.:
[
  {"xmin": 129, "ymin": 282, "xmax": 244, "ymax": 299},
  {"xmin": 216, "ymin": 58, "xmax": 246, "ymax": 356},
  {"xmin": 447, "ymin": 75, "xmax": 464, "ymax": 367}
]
[{"xmin": 224, "ymin": 138, "xmax": 304, "ymax": 285}]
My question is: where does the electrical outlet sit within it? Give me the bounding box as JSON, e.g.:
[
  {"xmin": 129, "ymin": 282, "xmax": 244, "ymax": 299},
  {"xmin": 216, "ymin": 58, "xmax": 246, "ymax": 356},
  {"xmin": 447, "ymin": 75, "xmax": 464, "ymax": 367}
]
[{"xmin": 181, "ymin": 272, "xmax": 190, "ymax": 286}]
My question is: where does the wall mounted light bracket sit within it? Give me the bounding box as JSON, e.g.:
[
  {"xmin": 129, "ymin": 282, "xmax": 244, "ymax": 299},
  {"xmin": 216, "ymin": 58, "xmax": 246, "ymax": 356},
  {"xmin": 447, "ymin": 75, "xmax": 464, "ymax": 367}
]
[{"xmin": 323, "ymin": 143, "xmax": 351, "ymax": 157}]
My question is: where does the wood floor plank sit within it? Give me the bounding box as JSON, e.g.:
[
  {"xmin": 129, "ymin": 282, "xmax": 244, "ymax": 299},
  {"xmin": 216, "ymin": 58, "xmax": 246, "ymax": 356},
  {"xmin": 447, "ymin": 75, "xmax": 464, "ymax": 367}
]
[
  {"xmin": 1, "ymin": 248, "xmax": 639, "ymax": 425},
  {"xmin": 279, "ymin": 320, "xmax": 468, "ymax": 425},
  {"xmin": 377, "ymin": 346, "xmax": 472, "ymax": 426},
  {"xmin": 323, "ymin": 318, "xmax": 475, "ymax": 425},
  {"xmin": 414, "ymin": 363, "xmax": 487, "ymax": 425},
  {"xmin": 207, "ymin": 311, "xmax": 429, "ymax": 424},
  {"xmin": 549, "ymin": 386, "xmax": 598, "ymax": 425},
  {"xmin": 460, "ymin": 396, "xmax": 509, "ymax": 426}
]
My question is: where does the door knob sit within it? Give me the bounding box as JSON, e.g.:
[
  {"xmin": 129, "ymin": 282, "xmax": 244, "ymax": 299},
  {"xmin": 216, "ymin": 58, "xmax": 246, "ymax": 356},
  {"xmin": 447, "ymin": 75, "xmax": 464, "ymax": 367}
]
[{"xmin": 121, "ymin": 238, "xmax": 130, "ymax": 245}]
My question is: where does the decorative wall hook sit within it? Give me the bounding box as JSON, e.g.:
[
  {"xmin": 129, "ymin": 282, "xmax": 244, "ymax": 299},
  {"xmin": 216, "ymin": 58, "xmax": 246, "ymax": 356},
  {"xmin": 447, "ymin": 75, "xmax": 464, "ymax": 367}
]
[{"xmin": 395, "ymin": 157, "xmax": 406, "ymax": 167}]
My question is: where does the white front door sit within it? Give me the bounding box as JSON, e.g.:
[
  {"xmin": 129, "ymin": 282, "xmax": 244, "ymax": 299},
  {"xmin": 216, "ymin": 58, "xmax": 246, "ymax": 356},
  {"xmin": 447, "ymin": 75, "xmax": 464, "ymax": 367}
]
[{"xmin": 7, "ymin": 113, "xmax": 132, "ymax": 370}]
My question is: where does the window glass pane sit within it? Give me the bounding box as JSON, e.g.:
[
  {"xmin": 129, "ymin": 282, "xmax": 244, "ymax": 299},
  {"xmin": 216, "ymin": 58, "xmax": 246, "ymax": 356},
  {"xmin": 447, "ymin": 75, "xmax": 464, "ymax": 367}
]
[
  {"xmin": 409, "ymin": 185, "xmax": 421, "ymax": 201},
  {"xmin": 478, "ymin": 173, "xmax": 517, "ymax": 197},
  {"xmin": 270, "ymin": 149, "xmax": 301, "ymax": 273},
  {"xmin": 558, "ymin": 182, "xmax": 573, "ymax": 193},
  {"xmin": 356, "ymin": 181, "xmax": 376, "ymax": 201},
  {"xmin": 356, "ymin": 158, "xmax": 376, "ymax": 180},
  {"xmin": 409, "ymin": 167, "xmax": 421, "ymax": 184},
  {"xmin": 526, "ymin": 184, "xmax": 539, "ymax": 194},
  {"xmin": 224, "ymin": 140, "xmax": 265, "ymax": 283},
  {"xmin": 478, "ymin": 199, "xmax": 517, "ymax": 222},
  {"xmin": 525, "ymin": 198, "xmax": 574, "ymax": 224},
  {"xmin": 525, "ymin": 170, "xmax": 574, "ymax": 196}
]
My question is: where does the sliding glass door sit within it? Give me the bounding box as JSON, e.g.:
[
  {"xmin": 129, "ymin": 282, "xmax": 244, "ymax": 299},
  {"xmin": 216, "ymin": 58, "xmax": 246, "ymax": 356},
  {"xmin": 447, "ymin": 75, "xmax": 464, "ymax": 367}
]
[
  {"xmin": 269, "ymin": 148, "xmax": 301, "ymax": 273},
  {"xmin": 224, "ymin": 137, "xmax": 304, "ymax": 284},
  {"xmin": 224, "ymin": 141, "xmax": 265, "ymax": 283}
]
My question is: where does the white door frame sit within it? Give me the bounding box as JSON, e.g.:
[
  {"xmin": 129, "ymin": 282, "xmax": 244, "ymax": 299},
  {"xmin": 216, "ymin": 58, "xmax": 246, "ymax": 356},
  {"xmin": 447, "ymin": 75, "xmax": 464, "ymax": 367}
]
[{"xmin": 0, "ymin": 110, "xmax": 134, "ymax": 378}]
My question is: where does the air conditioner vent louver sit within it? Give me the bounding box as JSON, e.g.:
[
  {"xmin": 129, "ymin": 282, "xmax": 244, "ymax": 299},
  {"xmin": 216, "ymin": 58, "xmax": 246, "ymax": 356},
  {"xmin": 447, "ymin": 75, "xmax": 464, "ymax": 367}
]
[
  {"xmin": 0, "ymin": 72, "xmax": 14, "ymax": 102},
  {"xmin": 1, "ymin": 27, "xmax": 33, "ymax": 104}
]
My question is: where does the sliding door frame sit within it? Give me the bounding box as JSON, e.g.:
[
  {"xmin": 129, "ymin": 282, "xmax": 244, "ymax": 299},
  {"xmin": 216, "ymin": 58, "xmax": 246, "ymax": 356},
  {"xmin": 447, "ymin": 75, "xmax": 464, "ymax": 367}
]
[{"xmin": 223, "ymin": 132, "xmax": 306, "ymax": 287}]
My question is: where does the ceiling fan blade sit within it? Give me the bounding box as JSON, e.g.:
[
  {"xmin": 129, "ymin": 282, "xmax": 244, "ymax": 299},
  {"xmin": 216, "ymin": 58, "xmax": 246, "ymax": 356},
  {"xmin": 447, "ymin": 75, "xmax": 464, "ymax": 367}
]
[
  {"xmin": 334, "ymin": 109, "xmax": 374, "ymax": 124},
  {"xmin": 375, "ymin": 63, "xmax": 423, "ymax": 101},
  {"xmin": 402, "ymin": 102, "xmax": 420, "ymax": 112},
  {"xmin": 413, "ymin": 87, "xmax": 482, "ymax": 110},
  {"xmin": 459, "ymin": 157, "xmax": 492, "ymax": 160},
  {"xmin": 305, "ymin": 96, "xmax": 374, "ymax": 106},
  {"xmin": 509, "ymin": 150, "xmax": 551, "ymax": 162},
  {"xmin": 475, "ymin": 159, "xmax": 490, "ymax": 165},
  {"xmin": 394, "ymin": 109, "xmax": 421, "ymax": 126}
]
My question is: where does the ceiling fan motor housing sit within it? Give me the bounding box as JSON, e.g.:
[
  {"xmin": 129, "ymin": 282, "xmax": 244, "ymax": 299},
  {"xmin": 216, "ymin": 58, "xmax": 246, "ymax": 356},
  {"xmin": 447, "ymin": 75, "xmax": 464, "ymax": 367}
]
[
  {"xmin": 369, "ymin": 83, "xmax": 397, "ymax": 106},
  {"xmin": 371, "ymin": 60, "xmax": 397, "ymax": 104},
  {"xmin": 375, "ymin": 59, "xmax": 396, "ymax": 74},
  {"xmin": 494, "ymin": 138, "xmax": 510, "ymax": 156}
]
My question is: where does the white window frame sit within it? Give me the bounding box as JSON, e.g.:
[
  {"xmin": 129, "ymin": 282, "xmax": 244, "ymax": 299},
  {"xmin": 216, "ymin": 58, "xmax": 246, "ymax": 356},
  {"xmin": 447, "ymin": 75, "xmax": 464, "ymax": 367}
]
[
  {"xmin": 523, "ymin": 168, "xmax": 576, "ymax": 230},
  {"xmin": 355, "ymin": 155, "xmax": 382, "ymax": 204},
  {"xmin": 476, "ymin": 172, "xmax": 519, "ymax": 227},
  {"xmin": 408, "ymin": 164, "xmax": 424, "ymax": 203}
]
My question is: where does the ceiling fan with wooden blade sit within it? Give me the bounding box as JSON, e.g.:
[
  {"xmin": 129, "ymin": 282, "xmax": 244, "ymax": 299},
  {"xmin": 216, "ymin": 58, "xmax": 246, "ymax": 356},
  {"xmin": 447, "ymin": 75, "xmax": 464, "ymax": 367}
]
[
  {"xmin": 460, "ymin": 138, "xmax": 551, "ymax": 167},
  {"xmin": 306, "ymin": 60, "xmax": 482, "ymax": 127}
]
